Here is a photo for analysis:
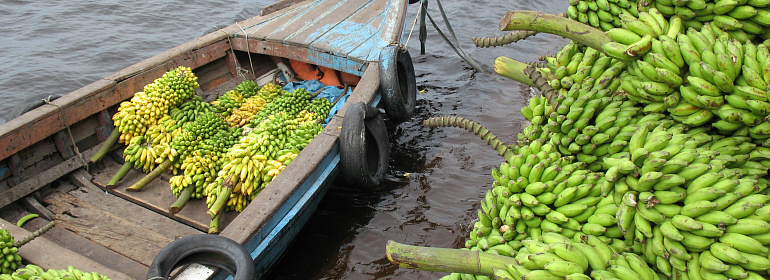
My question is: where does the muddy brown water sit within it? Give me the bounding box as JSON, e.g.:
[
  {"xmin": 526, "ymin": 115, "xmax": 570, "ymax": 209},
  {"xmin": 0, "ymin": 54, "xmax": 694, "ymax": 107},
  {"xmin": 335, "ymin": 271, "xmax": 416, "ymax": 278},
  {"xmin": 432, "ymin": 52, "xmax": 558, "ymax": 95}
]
[{"xmin": 1, "ymin": 0, "xmax": 569, "ymax": 279}]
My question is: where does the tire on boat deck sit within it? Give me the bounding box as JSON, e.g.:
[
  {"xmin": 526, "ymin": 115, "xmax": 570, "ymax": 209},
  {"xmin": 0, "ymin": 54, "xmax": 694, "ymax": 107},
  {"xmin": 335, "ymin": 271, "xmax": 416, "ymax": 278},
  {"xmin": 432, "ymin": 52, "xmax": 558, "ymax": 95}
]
[
  {"xmin": 340, "ymin": 102, "xmax": 390, "ymax": 190},
  {"xmin": 147, "ymin": 234, "xmax": 255, "ymax": 280},
  {"xmin": 379, "ymin": 45, "xmax": 417, "ymax": 123},
  {"xmin": 12, "ymin": 95, "xmax": 62, "ymax": 118}
]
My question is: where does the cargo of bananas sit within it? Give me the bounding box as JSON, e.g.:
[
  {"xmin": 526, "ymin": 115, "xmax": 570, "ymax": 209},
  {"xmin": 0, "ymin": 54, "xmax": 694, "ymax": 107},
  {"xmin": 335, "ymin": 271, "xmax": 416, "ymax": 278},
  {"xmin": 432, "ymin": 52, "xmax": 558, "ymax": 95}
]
[
  {"xmin": 111, "ymin": 66, "xmax": 198, "ymax": 144},
  {"xmin": 210, "ymin": 80, "xmax": 260, "ymax": 116},
  {"xmin": 0, "ymin": 230, "xmax": 21, "ymax": 275},
  {"xmin": 3, "ymin": 264, "xmax": 111, "ymax": 280},
  {"xmin": 246, "ymin": 87, "xmax": 313, "ymax": 128},
  {"xmin": 205, "ymin": 111, "xmax": 323, "ymax": 215},
  {"xmin": 225, "ymin": 96, "xmax": 267, "ymax": 127}
]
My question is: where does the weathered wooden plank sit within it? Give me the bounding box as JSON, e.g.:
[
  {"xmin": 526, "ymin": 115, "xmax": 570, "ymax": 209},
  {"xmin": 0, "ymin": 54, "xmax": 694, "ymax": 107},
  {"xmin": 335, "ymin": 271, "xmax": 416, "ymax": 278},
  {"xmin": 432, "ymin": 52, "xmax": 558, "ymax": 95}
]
[
  {"xmin": 262, "ymin": 0, "xmax": 346, "ymax": 44},
  {"xmin": 68, "ymin": 170, "xmax": 202, "ymax": 240},
  {"xmin": 43, "ymin": 191, "xmax": 171, "ymax": 267},
  {"xmin": 0, "ymin": 79, "xmax": 115, "ymax": 162},
  {"xmin": 243, "ymin": 0, "xmax": 323, "ymax": 41},
  {"xmin": 283, "ymin": 0, "xmax": 374, "ymax": 47},
  {"xmin": 302, "ymin": 0, "xmax": 386, "ymax": 56},
  {"xmin": 90, "ymin": 158, "xmax": 236, "ymax": 232},
  {"xmin": 0, "ymin": 217, "xmax": 134, "ymax": 280},
  {"xmin": 261, "ymin": 0, "xmax": 307, "ymax": 15},
  {"xmin": 0, "ymin": 144, "xmax": 97, "ymax": 209}
]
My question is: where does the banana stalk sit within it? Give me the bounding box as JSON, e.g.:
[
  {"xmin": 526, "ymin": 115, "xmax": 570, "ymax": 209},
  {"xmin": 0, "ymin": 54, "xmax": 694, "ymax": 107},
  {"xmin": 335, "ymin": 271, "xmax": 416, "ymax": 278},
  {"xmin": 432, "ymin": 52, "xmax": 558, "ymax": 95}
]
[
  {"xmin": 13, "ymin": 220, "xmax": 56, "ymax": 248},
  {"xmin": 107, "ymin": 161, "xmax": 133, "ymax": 188},
  {"xmin": 423, "ymin": 116, "xmax": 515, "ymax": 161},
  {"xmin": 494, "ymin": 56, "xmax": 537, "ymax": 87},
  {"xmin": 209, "ymin": 212, "xmax": 222, "ymax": 234},
  {"xmin": 90, "ymin": 129, "xmax": 121, "ymax": 163},
  {"xmin": 207, "ymin": 175, "xmax": 237, "ymax": 219},
  {"xmin": 524, "ymin": 65, "xmax": 559, "ymax": 106},
  {"xmin": 386, "ymin": 240, "xmax": 514, "ymax": 277},
  {"xmin": 126, "ymin": 159, "xmax": 174, "ymax": 191},
  {"xmin": 499, "ymin": 10, "xmax": 611, "ymax": 56},
  {"xmin": 170, "ymin": 185, "xmax": 194, "ymax": 214}
]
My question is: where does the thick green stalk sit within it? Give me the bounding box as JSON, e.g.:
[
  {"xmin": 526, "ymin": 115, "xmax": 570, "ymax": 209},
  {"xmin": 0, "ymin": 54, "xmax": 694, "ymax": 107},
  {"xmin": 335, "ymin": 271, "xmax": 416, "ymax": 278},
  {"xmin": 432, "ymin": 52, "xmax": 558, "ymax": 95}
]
[
  {"xmin": 386, "ymin": 241, "xmax": 515, "ymax": 277},
  {"xmin": 494, "ymin": 56, "xmax": 537, "ymax": 87},
  {"xmin": 107, "ymin": 161, "xmax": 133, "ymax": 188},
  {"xmin": 170, "ymin": 185, "xmax": 194, "ymax": 214},
  {"xmin": 207, "ymin": 175, "xmax": 237, "ymax": 219},
  {"xmin": 126, "ymin": 159, "xmax": 174, "ymax": 191},
  {"xmin": 14, "ymin": 220, "xmax": 56, "ymax": 247},
  {"xmin": 423, "ymin": 116, "xmax": 515, "ymax": 161},
  {"xmin": 209, "ymin": 212, "xmax": 222, "ymax": 234},
  {"xmin": 90, "ymin": 129, "xmax": 121, "ymax": 163},
  {"xmin": 499, "ymin": 10, "xmax": 611, "ymax": 54}
]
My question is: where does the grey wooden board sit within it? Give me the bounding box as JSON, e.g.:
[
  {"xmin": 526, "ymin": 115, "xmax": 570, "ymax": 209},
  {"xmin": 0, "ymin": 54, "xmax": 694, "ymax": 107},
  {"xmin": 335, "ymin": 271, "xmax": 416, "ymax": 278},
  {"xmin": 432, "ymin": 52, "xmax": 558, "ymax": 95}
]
[
  {"xmin": 0, "ymin": 217, "xmax": 134, "ymax": 280},
  {"xmin": 90, "ymin": 158, "xmax": 237, "ymax": 232}
]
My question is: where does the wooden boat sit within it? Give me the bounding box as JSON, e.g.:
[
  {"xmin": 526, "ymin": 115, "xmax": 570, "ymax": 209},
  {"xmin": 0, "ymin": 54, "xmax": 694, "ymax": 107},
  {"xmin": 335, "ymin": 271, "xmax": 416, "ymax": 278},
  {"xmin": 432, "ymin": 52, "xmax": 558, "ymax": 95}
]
[{"xmin": 0, "ymin": 0, "xmax": 417, "ymax": 278}]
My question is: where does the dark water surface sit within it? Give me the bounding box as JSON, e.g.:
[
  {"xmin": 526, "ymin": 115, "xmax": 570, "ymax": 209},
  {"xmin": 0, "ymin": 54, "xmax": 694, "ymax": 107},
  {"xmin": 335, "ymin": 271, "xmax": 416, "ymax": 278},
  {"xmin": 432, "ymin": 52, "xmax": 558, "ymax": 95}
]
[{"xmin": 1, "ymin": 0, "xmax": 567, "ymax": 279}]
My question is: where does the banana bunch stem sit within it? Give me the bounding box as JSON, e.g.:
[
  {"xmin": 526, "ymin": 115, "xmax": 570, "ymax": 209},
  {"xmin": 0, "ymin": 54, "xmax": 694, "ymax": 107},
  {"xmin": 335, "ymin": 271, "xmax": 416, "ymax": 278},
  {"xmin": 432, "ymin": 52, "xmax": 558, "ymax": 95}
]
[
  {"xmin": 207, "ymin": 175, "xmax": 237, "ymax": 219},
  {"xmin": 13, "ymin": 220, "xmax": 56, "ymax": 248},
  {"xmin": 423, "ymin": 116, "xmax": 515, "ymax": 161},
  {"xmin": 106, "ymin": 162, "xmax": 133, "ymax": 189},
  {"xmin": 385, "ymin": 240, "xmax": 514, "ymax": 277},
  {"xmin": 126, "ymin": 159, "xmax": 174, "ymax": 191},
  {"xmin": 209, "ymin": 212, "xmax": 222, "ymax": 234},
  {"xmin": 499, "ymin": 10, "xmax": 611, "ymax": 55},
  {"xmin": 494, "ymin": 56, "xmax": 537, "ymax": 87},
  {"xmin": 90, "ymin": 129, "xmax": 121, "ymax": 163},
  {"xmin": 524, "ymin": 65, "xmax": 558, "ymax": 106},
  {"xmin": 170, "ymin": 185, "xmax": 194, "ymax": 214}
]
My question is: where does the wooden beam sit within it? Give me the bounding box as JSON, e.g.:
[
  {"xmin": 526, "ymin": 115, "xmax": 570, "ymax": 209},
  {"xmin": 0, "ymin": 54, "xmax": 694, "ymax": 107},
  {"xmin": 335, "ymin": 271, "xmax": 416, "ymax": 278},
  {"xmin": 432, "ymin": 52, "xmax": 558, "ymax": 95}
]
[
  {"xmin": 0, "ymin": 144, "xmax": 97, "ymax": 209},
  {"xmin": 52, "ymin": 131, "xmax": 76, "ymax": 159}
]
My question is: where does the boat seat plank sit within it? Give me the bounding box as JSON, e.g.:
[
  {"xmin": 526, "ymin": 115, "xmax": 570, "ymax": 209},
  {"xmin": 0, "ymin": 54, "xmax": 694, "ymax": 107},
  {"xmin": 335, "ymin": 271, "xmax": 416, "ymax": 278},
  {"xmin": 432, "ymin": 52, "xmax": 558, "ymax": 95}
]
[
  {"xmin": 0, "ymin": 217, "xmax": 134, "ymax": 280},
  {"xmin": 43, "ymin": 191, "xmax": 170, "ymax": 267},
  {"xmin": 90, "ymin": 158, "xmax": 237, "ymax": 232},
  {"xmin": 68, "ymin": 170, "xmax": 203, "ymax": 240}
]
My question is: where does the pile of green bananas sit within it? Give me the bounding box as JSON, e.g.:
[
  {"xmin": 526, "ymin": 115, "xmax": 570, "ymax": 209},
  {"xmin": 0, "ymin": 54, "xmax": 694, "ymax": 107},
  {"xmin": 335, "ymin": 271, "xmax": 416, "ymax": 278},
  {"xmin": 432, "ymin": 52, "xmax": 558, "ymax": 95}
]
[
  {"xmin": 3, "ymin": 265, "xmax": 110, "ymax": 280},
  {"xmin": 225, "ymin": 96, "xmax": 267, "ymax": 127},
  {"xmin": 211, "ymin": 81, "xmax": 260, "ymax": 116},
  {"xmin": 0, "ymin": 230, "xmax": 21, "ymax": 275},
  {"xmin": 168, "ymin": 111, "xmax": 242, "ymax": 197},
  {"xmin": 205, "ymin": 110, "xmax": 324, "ymax": 217},
  {"xmin": 247, "ymin": 88, "xmax": 313, "ymax": 128},
  {"xmin": 112, "ymin": 66, "xmax": 198, "ymax": 144},
  {"xmin": 567, "ymin": 0, "xmax": 644, "ymax": 31}
]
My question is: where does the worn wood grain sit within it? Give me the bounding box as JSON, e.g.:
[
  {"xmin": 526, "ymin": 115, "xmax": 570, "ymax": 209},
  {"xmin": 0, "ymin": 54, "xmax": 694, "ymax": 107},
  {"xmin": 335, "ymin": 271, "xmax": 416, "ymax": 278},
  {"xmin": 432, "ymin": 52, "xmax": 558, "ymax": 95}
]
[
  {"xmin": 0, "ymin": 217, "xmax": 133, "ymax": 280},
  {"xmin": 0, "ymin": 144, "xmax": 97, "ymax": 209},
  {"xmin": 90, "ymin": 158, "xmax": 236, "ymax": 232},
  {"xmin": 43, "ymin": 191, "xmax": 171, "ymax": 267}
]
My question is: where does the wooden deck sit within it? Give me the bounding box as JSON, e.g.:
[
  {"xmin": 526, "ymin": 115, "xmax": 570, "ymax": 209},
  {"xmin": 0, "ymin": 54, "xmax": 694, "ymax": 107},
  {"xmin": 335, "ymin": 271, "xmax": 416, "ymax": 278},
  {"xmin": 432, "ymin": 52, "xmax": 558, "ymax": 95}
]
[{"xmin": 232, "ymin": 0, "xmax": 409, "ymax": 75}]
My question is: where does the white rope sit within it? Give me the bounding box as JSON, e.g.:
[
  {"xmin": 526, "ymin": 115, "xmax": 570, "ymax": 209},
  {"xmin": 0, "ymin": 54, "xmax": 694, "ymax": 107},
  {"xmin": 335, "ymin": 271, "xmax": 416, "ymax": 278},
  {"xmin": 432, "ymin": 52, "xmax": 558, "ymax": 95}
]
[
  {"xmin": 403, "ymin": 2, "xmax": 423, "ymax": 51},
  {"xmin": 43, "ymin": 96, "xmax": 88, "ymax": 172}
]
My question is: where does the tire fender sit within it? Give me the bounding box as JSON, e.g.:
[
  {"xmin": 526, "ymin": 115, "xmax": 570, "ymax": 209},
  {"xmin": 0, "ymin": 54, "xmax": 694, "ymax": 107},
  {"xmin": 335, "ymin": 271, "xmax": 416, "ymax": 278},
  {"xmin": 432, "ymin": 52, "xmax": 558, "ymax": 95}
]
[
  {"xmin": 379, "ymin": 45, "xmax": 417, "ymax": 123},
  {"xmin": 340, "ymin": 102, "xmax": 390, "ymax": 189},
  {"xmin": 146, "ymin": 234, "xmax": 255, "ymax": 280}
]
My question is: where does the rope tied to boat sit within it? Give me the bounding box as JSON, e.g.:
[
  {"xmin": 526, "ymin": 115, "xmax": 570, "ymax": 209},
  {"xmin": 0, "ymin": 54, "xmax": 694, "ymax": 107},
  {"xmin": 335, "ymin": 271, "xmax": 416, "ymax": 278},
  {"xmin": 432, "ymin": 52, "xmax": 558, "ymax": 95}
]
[
  {"xmin": 405, "ymin": 0, "xmax": 485, "ymax": 73},
  {"xmin": 216, "ymin": 25, "xmax": 256, "ymax": 80},
  {"xmin": 42, "ymin": 96, "xmax": 88, "ymax": 172}
]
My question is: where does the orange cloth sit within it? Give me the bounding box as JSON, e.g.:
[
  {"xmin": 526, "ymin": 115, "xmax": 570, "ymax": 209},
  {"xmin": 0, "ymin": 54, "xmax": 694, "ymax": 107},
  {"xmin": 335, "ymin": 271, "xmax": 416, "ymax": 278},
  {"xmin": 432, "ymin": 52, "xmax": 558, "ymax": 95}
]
[
  {"xmin": 340, "ymin": 72, "xmax": 360, "ymax": 86},
  {"xmin": 288, "ymin": 60, "xmax": 322, "ymax": 81},
  {"xmin": 318, "ymin": 66, "xmax": 343, "ymax": 88}
]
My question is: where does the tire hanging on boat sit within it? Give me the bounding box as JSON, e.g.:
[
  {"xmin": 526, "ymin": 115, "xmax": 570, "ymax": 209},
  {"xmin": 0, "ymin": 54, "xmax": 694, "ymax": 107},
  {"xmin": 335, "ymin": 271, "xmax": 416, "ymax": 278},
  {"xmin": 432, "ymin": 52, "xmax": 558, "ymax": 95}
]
[
  {"xmin": 146, "ymin": 234, "xmax": 255, "ymax": 280},
  {"xmin": 379, "ymin": 45, "xmax": 417, "ymax": 123},
  {"xmin": 340, "ymin": 101, "xmax": 390, "ymax": 189}
]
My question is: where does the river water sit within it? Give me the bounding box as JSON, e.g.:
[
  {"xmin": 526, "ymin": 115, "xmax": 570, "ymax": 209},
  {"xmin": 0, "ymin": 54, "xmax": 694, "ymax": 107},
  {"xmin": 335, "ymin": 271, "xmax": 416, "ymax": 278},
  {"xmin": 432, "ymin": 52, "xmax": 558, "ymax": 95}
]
[{"xmin": 0, "ymin": 0, "xmax": 568, "ymax": 279}]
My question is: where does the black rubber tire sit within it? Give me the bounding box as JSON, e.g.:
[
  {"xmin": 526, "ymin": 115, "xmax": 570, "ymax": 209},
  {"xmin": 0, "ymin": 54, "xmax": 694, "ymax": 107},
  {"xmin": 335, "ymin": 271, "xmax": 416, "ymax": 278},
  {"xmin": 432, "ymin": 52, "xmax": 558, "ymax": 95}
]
[
  {"xmin": 340, "ymin": 102, "xmax": 390, "ymax": 189},
  {"xmin": 146, "ymin": 234, "xmax": 255, "ymax": 280},
  {"xmin": 379, "ymin": 45, "xmax": 417, "ymax": 123}
]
